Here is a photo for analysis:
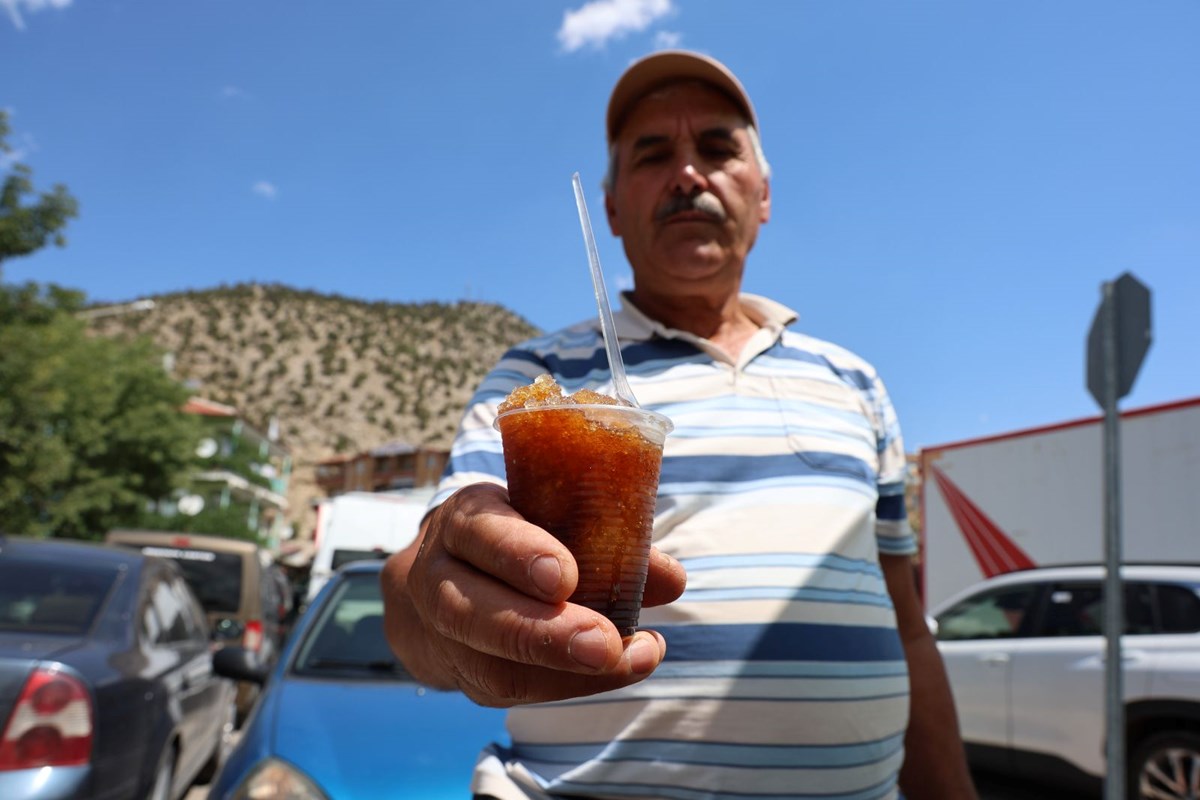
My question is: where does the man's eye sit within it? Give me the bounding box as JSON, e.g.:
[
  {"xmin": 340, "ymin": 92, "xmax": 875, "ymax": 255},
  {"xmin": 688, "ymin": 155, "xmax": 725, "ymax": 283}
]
[
  {"xmin": 702, "ymin": 144, "xmax": 737, "ymax": 160},
  {"xmin": 634, "ymin": 151, "xmax": 669, "ymax": 165}
]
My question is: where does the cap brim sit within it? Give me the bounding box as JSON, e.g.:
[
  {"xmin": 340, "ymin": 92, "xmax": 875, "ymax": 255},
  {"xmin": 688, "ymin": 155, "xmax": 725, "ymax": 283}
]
[{"xmin": 606, "ymin": 50, "xmax": 758, "ymax": 142}]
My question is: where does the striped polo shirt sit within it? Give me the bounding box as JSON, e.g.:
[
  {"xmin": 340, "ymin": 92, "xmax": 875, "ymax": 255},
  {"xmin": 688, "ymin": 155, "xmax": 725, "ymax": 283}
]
[{"xmin": 432, "ymin": 293, "xmax": 917, "ymax": 800}]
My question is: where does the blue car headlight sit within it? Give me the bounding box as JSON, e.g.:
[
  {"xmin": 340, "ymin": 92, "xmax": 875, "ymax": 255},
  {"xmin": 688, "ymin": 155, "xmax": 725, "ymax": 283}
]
[{"xmin": 232, "ymin": 757, "xmax": 330, "ymax": 800}]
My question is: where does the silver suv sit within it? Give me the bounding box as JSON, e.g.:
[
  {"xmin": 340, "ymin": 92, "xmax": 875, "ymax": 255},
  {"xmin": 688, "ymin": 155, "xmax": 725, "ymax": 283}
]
[{"xmin": 930, "ymin": 565, "xmax": 1200, "ymax": 799}]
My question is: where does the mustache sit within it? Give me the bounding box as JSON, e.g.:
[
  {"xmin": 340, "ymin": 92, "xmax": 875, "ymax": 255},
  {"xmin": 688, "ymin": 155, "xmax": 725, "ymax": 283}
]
[{"xmin": 654, "ymin": 192, "xmax": 727, "ymax": 223}]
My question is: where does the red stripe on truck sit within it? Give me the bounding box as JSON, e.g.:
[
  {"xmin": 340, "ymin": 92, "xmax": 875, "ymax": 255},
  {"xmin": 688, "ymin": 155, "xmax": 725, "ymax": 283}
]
[{"xmin": 929, "ymin": 465, "xmax": 1037, "ymax": 578}]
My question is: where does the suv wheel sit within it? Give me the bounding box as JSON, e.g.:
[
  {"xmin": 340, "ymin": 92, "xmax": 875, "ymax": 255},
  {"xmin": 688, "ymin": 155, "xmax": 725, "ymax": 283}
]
[{"xmin": 1131, "ymin": 731, "xmax": 1200, "ymax": 799}]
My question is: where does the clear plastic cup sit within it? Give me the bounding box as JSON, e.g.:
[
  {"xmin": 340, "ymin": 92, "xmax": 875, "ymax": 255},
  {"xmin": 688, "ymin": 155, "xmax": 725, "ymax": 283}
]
[{"xmin": 495, "ymin": 403, "xmax": 673, "ymax": 636}]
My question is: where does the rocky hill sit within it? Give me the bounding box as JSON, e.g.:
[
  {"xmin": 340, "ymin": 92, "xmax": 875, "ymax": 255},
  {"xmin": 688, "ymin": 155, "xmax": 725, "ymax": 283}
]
[{"xmin": 87, "ymin": 283, "xmax": 540, "ymax": 534}]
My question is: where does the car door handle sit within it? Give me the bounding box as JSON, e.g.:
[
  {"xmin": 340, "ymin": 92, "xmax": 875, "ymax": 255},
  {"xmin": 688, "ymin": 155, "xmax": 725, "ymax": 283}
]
[{"xmin": 980, "ymin": 653, "xmax": 1010, "ymax": 666}]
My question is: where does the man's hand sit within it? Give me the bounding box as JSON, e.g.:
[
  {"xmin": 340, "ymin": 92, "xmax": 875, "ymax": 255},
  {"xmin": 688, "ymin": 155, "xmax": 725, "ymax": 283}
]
[{"xmin": 381, "ymin": 483, "xmax": 687, "ymax": 707}]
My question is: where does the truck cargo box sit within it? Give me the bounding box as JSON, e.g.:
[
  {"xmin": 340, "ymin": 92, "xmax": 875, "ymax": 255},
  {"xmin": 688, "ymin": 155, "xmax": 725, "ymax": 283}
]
[{"xmin": 918, "ymin": 397, "xmax": 1200, "ymax": 610}]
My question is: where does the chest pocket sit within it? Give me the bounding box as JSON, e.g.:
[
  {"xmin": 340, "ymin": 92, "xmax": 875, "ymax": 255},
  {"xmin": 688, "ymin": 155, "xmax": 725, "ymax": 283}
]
[{"xmin": 770, "ymin": 375, "xmax": 879, "ymax": 487}]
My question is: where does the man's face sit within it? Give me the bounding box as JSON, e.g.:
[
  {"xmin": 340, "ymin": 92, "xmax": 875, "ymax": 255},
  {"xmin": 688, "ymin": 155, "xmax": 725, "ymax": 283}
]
[{"xmin": 605, "ymin": 81, "xmax": 771, "ymax": 301}]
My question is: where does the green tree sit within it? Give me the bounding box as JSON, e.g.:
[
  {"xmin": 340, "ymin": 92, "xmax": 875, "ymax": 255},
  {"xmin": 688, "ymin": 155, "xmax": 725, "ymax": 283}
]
[
  {"xmin": 0, "ymin": 111, "xmax": 79, "ymax": 277},
  {"xmin": 134, "ymin": 503, "xmax": 262, "ymax": 542},
  {"xmin": 0, "ymin": 283, "xmax": 203, "ymax": 539}
]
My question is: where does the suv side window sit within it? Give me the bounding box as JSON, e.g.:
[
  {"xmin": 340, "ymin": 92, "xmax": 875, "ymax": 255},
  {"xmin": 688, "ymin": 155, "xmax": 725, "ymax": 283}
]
[
  {"xmin": 936, "ymin": 584, "xmax": 1040, "ymax": 641},
  {"xmin": 1157, "ymin": 583, "xmax": 1200, "ymax": 633},
  {"xmin": 1041, "ymin": 582, "xmax": 1104, "ymax": 637},
  {"xmin": 1038, "ymin": 581, "xmax": 1156, "ymax": 637},
  {"xmin": 1126, "ymin": 582, "xmax": 1156, "ymax": 634}
]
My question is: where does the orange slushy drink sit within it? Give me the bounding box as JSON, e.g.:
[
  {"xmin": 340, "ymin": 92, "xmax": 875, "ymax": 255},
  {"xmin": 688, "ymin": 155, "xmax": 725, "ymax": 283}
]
[{"xmin": 495, "ymin": 375, "xmax": 673, "ymax": 636}]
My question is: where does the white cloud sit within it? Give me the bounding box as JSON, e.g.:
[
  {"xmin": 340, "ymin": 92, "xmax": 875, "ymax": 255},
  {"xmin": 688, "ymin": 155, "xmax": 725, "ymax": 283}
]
[
  {"xmin": 1, "ymin": 111, "xmax": 36, "ymax": 169},
  {"xmin": 252, "ymin": 181, "xmax": 278, "ymax": 200},
  {"xmin": 654, "ymin": 30, "xmax": 682, "ymax": 49},
  {"xmin": 557, "ymin": 0, "xmax": 674, "ymax": 52},
  {"xmin": 2, "ymin": 0, "xmax": 72, "ymax": 31},
  {"xmin": 219, "ymin": 86, "xmax": 247, "ymax": 100}
]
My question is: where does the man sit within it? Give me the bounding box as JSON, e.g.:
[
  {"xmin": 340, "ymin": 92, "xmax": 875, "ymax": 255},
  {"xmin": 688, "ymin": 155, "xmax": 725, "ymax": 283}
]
[{"xmin": 382, "ymin": 50, "xmax": 978, "ymax": 800}]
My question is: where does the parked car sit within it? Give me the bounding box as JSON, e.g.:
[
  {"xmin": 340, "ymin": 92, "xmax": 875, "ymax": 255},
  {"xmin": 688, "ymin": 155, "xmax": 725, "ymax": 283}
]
[
  {"xmin": 0, "ymin": 535, "xmax": 237, "ymax": 800},
  {"xmin": 306, "ymin": 491, "xmax": 429, "ymax": 602},
  {"xmin": 931, "ymin": 564, "xmax": 1200, "ymax": 798},
  {"xmin": 208, "ymin": 560, "xmax": 509, "ymax": 800},
  {"xmin": 105, "ymin": 530, "xmax": 288, "ymax": 723}
]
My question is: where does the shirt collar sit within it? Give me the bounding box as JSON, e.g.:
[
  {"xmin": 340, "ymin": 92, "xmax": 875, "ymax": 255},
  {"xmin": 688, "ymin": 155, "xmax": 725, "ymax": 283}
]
[{"xmin": 610, "ymin": 291, "xmax": 799, "ymax": 343}]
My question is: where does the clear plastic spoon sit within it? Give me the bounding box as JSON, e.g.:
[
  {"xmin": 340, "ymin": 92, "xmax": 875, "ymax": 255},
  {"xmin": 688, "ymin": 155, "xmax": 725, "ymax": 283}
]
[{"xmin": 572, "ymin": 171, "xmax": 639, "ymax": 408}]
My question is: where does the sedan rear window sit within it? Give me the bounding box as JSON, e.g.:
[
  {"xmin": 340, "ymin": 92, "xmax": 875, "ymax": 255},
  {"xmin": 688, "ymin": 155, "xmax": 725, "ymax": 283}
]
[
  {"xmin": 139, "ymin": 546, "xmax": 244, "ymax": 615},
  {"xmin": 0, "ymin": 561, "xmax": 121, "ymax": 635}
]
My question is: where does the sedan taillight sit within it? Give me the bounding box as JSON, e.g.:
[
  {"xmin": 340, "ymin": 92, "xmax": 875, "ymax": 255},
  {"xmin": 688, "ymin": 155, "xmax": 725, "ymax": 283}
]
[
  {"xmin": 0, "ymin": 666, "xmax": 94, "ymax": 771},
  {"xmin": 243, "ymin": 619, "xmax": 264, "ymax": 652}
]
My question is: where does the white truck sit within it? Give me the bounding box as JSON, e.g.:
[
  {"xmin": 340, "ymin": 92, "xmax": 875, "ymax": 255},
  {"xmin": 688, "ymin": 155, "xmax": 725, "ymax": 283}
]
[
  {"xmin": 918, "ymin": 396, "xmax": 1200, "ymax": 610},
  {"xmin": 306, "ymin": 489, "xmax": 434, "ymax": 602}
]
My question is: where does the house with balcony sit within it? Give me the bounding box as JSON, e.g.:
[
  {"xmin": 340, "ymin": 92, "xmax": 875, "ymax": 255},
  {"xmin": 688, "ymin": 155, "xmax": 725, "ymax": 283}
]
[
  {"xmin": 315, "ymin": 441, "xmax": 447, "ymax": 498},
  {"xmin": 144, "ymin": 398, "xmax": 293, "ymax": 547}
]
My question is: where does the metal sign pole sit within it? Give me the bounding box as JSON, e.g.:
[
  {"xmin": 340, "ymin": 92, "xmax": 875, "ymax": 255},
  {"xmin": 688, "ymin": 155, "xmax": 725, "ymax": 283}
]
[
  {"xmin": 1099, "ymin": 281, "xmax": 1125, "ymax": 800},
  {"xmin": 1087, "ymin": 271, "xmax": 1151, "ymax": 799}
]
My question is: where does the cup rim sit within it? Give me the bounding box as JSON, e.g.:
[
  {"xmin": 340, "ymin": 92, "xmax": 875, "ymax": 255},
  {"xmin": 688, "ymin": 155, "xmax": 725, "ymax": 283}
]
[{"xmin": 493, "ymin": 403, "xmax": 674, "ymax": 434}]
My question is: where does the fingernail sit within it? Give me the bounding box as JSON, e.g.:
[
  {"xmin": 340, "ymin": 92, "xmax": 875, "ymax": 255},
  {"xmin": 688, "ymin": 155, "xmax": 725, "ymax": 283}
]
[
  {"xmin": 529, "ymin": 555, "xmax": 561, "ymax": 598},
  {"xmin": 627, "ymin": 634, "xmax": 660, "ymax": 675},
  {"xmin": 569, "ymin": 627, "xmax": 610, "ymax": 671}
]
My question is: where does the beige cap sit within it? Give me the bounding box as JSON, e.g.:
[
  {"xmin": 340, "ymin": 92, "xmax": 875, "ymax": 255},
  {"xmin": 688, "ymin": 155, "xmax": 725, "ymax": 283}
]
[{"xmin": 606, "ymin": 50, "xmax": 758, "ymax": 143}]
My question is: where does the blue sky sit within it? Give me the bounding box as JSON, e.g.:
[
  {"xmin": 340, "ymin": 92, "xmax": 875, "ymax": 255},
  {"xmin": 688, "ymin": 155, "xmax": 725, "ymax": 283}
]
[{"xmin": 3, "ymin": 0, "xmax": 1197, "ymax": 453}]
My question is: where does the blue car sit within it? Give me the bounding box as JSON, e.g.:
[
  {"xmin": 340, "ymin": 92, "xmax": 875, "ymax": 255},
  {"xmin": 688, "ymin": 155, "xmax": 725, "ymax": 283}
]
[{"xmin": 208, "ymin": 560, "xmax": 509, "ymax": 800}]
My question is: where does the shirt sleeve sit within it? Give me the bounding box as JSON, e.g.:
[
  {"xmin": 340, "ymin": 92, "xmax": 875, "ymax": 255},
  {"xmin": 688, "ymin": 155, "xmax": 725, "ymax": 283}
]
[{"xmin": 867, "ymin": 370, "xmax": 918, "ymax": 557}]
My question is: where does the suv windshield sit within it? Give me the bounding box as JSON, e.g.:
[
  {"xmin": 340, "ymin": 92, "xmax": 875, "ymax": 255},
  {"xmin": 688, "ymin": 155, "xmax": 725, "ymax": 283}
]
[
  {"xmin": 293, "ymin": 572, "xmax": 410, "ymax": 679},
  {"xmin": 0, "ymin": 560, "xmax": 121, "ymax": 635},
  {"xmin": 139, "ymin": 546, "xmax": 244, "ymax": 614}
]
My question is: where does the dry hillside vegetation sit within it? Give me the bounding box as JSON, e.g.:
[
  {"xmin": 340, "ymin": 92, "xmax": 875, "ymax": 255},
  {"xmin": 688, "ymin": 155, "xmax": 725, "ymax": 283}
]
[{"xmin": 88, "ymin": 283, "xmax": 540, "ymax": 533}]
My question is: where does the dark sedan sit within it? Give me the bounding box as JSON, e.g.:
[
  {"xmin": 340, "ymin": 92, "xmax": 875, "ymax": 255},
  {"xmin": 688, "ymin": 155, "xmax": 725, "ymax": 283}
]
[{"xmin": 0, "ymin": 535, "xmax": 237, "ymax": 800}]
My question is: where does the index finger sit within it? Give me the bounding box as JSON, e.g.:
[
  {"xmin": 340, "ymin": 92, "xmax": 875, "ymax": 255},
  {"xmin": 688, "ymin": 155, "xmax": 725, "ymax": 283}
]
[{"xmin": 431, "ymin": 483, "xmax": 578, "ymax": 605}]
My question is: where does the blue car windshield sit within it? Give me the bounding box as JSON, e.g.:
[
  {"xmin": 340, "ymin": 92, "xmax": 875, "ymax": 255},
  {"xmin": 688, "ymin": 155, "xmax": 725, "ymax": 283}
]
[
  {"xmin": 293, "ymin": 573, "xmax": 411, "ymax": 679},
  {"xmin": 0, "ymin": 560, "xmax": 121, "ymax": 635}
]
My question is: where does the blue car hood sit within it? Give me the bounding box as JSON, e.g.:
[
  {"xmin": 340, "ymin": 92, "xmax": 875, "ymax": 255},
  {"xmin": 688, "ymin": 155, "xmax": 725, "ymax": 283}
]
[{"xmin": 271, "ymin": 677, "xmax": 508, "ymax": 799}]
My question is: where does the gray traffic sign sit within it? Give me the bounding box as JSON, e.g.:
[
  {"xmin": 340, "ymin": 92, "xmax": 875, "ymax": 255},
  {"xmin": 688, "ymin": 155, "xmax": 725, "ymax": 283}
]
[{"xmin": 1087, "ymin": 272, "xmax": 1152, "ymax": 406}]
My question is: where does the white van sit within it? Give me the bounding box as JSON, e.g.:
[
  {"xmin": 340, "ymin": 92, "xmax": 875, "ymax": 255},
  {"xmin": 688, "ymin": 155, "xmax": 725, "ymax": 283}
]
[{"xmin": 306, "ymin": 489, "xmax": 433, "ymax": 603}]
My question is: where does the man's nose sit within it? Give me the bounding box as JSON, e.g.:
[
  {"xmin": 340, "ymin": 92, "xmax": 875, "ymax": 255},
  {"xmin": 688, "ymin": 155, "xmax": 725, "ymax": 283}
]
[{"xmin": 672, "ymin": 161, "xmax": 708, "ymax": 194}]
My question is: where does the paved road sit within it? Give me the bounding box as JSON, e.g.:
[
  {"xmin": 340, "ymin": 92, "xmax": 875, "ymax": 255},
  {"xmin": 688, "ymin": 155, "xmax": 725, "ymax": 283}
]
[
  {"xmin": 971, "ymin": 769, "xmax": 1097, "ymax": 799},
  {"xmin": 187, "ymin": 769, "xmax": 1097, "ymax": 799}
]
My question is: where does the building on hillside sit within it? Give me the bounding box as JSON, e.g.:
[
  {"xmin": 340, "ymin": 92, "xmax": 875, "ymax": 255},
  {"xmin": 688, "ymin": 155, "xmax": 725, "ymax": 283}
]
[
  {"xmin": 152, "ymin": 398, "xmax": 293, "ymax": 547},
  {"xmin": 315, "ymin": 441, "xmax": 448, "ymax": 498}
]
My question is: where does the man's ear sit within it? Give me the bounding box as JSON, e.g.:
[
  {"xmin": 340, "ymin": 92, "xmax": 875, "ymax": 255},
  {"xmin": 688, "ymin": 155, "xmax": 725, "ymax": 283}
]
[
  {"xmin": 605, "ymin": 192, "xmax": 621, "ymax": 237},
  {"xmin": 759, "ymin": 177, "xmax": 771, "ymax": 225}
]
